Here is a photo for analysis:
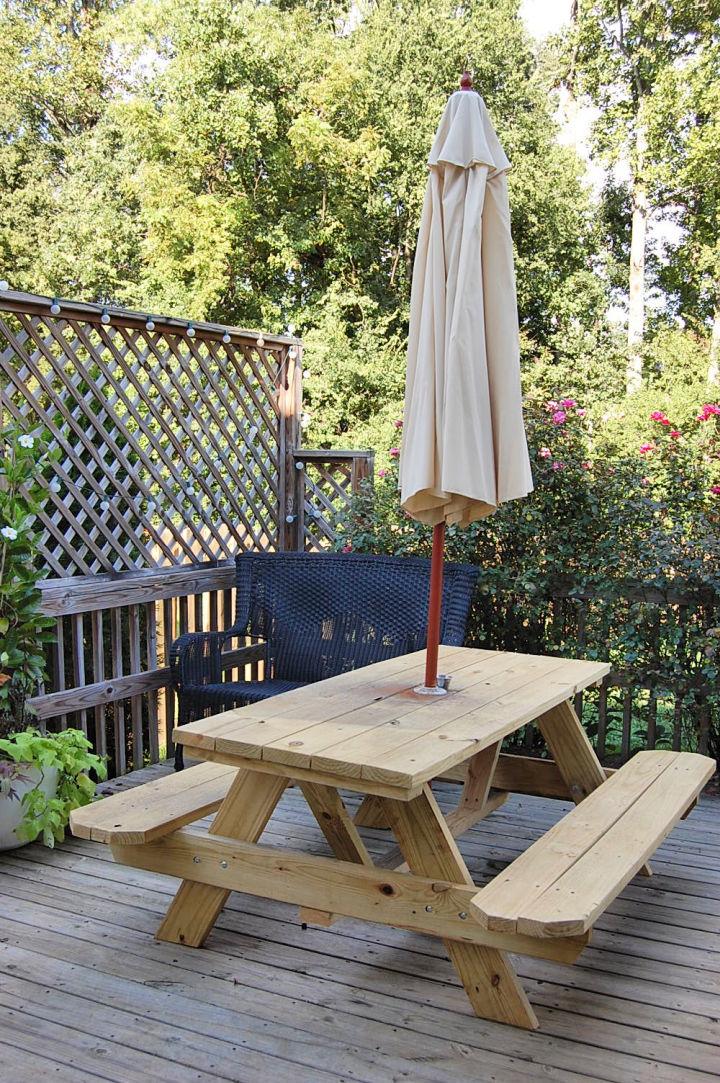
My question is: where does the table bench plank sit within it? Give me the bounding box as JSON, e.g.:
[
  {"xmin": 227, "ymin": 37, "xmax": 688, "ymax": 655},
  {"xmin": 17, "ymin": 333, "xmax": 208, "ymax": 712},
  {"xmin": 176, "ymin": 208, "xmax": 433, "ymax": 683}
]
[
  {"xmin": 472, "ymin": 751, "xmax": 715, "ymax": 938},
  {"xmin": 516, "ymin": 751, "xmax": 715, "ymax": 937},
  {"xmin": 69, "ymin": 761, "xmax": 238, "ymax": 844}
]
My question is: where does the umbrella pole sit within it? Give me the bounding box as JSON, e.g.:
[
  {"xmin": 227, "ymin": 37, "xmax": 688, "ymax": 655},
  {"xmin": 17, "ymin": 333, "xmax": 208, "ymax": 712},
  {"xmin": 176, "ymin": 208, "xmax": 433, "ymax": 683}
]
[{"xmin": 424, "ymin": 521, "xmax": 446, "ymax": 689}]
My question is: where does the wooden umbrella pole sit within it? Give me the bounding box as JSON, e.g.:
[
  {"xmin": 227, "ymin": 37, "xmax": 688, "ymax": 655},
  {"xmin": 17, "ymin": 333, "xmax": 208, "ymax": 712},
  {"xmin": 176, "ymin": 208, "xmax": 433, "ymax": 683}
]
[{"xmin": 424, "ymin": 521, "xmax": 446, "ymax": 689}]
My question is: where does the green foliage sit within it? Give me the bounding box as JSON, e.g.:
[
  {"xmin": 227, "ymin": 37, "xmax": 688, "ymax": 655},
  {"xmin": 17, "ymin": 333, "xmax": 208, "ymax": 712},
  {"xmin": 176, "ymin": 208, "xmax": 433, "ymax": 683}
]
[
  {"xmin": 0, "ymin": 0, "xmax": 605, "ymax": 453},
  {"xmin": 0, "ymin": 423, "xmax": 58, "ymax": 732},
  {"xmin": 339, "ymin": 393, "xmax": 720, "ymax": 758},
  {"xmin": 0, "ymin": 728, "xmax": 107, "ymax": 847}
]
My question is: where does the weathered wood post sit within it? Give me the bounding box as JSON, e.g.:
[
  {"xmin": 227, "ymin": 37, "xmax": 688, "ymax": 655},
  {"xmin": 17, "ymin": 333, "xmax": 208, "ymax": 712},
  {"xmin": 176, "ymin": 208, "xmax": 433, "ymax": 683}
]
[{"xmin": 276, "ymin": 340, "xmax": 303, "ymax": 550}]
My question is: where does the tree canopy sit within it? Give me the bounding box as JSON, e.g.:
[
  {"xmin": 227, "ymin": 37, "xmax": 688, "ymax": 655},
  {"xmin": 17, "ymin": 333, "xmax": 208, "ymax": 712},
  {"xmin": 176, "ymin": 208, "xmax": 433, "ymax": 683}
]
[{"xmin": 0, "ymin": 0, "xmax": 718, "ymax": 454}]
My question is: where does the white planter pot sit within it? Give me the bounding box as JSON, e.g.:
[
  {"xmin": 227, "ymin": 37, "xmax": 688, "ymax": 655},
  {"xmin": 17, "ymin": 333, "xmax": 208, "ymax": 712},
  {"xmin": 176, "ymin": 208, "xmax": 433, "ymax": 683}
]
[{"xmin": 0, "ymin": 764, "xmax": 59, "ymax": 850}]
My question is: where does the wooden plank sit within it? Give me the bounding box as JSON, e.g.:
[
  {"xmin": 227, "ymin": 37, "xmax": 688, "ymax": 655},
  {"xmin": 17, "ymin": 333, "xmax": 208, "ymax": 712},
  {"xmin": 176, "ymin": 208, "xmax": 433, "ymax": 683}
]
[
  {"xmin": 175, "ymin": 646, "xmax": 471, "ymax": 751},
  {"xmin": 298, "ymin": 782, "xmax": 374, "ymax": 925},
  {"xmin": 471, "ymin": 751, "xmax": 715, "ymax": 937},
  {"xmin": 69, "ymin": 761, "xmax": 238, "ymax": 844},
  {"xmin": 0, "ymin": 290, "xmax": 296, "ymax": 346},
  {"xmin": 457, "ymin": 742, "xmax": 501, "ymax": 813},
  {"xmin": 264, "ymin": 650, "xmax": 523, "ymax": 772},
  {"xmin": 90, "ymin": 610, "xmax": 107, "ymax": 757},
  {"xmin": 356, "ymin": 659, "xmax": 610, "ymax": 789},
  {"xmin": 38, "ymin": 561, "xmax": 235, "ymax": 617},
  {"xmin": 536, "ymin": 700, "xmax": 608, "ymax": 801},
  {"xmin": 70, "ymin": 613, "xmax": 87, "ymax": 735},
  {"xmin": 155, "ymin": 770, "xmax": 287, "ymax": 947},
  {"xmin": 113, "ymin": 824, "xmax": 587, "ymax": 964},
  {"xmin": 516, "ymin": 752, "xmax": 716, "ymax": 937},
  {"xmin": 381, "ymin": 785, "xmax": 539, "ymax": 1028},
  {"xmin": 191, "ymin": 745, "xmax": 425, "ymax": 801},
  {"xmin": 354, "ymin": 794, "xmax": 391, "ymax": 829},
  {"xmin": 377, "ymin": 788, "xmax": 509, "ymax": 873},
  {"xmin": 441, "ymin": 754, "xmax": 617, "ymax": 799}
]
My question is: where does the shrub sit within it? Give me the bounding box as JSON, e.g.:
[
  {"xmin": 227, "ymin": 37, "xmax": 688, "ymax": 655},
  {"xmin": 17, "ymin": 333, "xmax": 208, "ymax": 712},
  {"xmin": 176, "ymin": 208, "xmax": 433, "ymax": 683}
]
[
  {"xmin": 338, "ymin": 396, "xmax": 720, "ymax": 760},
  {"xmin": 0, "ymin": 422, "xmax": 58, "ymax": 734}
]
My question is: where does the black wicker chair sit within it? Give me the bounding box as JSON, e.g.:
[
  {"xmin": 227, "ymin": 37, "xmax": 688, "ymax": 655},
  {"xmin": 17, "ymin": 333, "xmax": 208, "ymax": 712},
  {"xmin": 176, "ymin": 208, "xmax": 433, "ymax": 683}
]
[{"xmin": 170, "ymin": 551, "xmax": 479, "ymax": 769}]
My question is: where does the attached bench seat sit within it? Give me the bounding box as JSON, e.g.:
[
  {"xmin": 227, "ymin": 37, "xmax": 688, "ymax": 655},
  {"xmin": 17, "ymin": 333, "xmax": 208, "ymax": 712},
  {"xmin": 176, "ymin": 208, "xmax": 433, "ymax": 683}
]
[
  {"xmin": 471, "ymin": 750, "xmax": 715, "ymax": 938},
  {"xmin": 70, "ymin": 761, "xmax": 237, "ymax": 845}
]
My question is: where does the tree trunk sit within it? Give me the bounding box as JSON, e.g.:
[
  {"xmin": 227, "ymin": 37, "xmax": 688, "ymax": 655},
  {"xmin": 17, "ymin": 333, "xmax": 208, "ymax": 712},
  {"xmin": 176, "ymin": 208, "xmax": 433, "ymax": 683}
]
[
  {"xmin": 709, "ymin": 299, "xmax": 720, "ymax": 386},
  {"xmin": 627, "ymin": 124, "xmax": 648, "ymax": 395}
]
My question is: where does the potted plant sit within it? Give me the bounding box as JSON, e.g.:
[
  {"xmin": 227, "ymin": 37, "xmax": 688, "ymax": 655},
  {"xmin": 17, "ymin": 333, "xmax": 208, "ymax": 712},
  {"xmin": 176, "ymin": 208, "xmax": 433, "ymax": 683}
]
[
  {"xmin": 0, "ymin": 727, "xmax": 106, "ymax": 849},
  {"xmin": 0, "ymin": 422, "xmax": 106, "ymax": 849}
]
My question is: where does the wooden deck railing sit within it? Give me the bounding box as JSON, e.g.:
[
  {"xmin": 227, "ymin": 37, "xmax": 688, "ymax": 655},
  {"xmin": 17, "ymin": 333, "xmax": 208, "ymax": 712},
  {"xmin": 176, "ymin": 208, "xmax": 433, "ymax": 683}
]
[{"xmin": 29, "ymin": 446, "xmax": 374, "ymax": 777}]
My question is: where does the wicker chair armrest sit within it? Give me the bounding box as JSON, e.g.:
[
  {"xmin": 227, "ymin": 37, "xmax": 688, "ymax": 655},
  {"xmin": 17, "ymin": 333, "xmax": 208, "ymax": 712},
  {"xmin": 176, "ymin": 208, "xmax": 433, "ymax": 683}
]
[
  {"xmin": 169, "ymin": 631, "xmax": 223, "ymax": 692},
  {"xmin": 169, "ymin": 632, "xmax": 267, "ymax": 692},
  {"xmin": 218, "ymin": 637, "xmax": 267, "ymax": 674}
]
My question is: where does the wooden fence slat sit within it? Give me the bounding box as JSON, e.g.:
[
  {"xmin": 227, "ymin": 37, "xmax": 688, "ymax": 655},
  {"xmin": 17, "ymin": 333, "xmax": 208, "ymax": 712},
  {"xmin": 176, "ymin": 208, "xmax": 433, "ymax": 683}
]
[
  {"xmin": 70, "ymin": 614, "xmax": 87, "ymax": 736},
  {"xmin": 110, "ymin": 608, "xmax": 127, "ymax": 776},
  {"xmin": 90, "ymin": 611, "xmax": 107, "ymax": 757},
  {"xmin": 128, "ymin": 604, "xmax": 143, "ymax": 767}
]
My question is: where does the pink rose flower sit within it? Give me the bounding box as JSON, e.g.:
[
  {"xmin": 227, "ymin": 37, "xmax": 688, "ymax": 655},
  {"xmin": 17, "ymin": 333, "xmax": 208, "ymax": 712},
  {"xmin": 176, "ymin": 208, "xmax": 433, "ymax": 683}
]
[
  {"xmin": 581, "ymin": 461, "xmax": 591, "ymax": 470},
  {"xmin": 559, "ymin": 398, "xmax": 576, "ymax": 409},
  {"xmin": 639, "ymin": 443, "xmax": 655, "ymax": 455},
  {"xmin": 342, "ymin": 542, "xmax": 353, "ymax": 553},
  {"xmin": 389, "ymin": 447, "xmax": 400, "ymax": 458},
  {"xmin": 697, "ymin": 404, "xmax": 720, "ymax": 421},
  {"xmin": 394, "ymin": 419, "xmax": 403, "ymax": 429},
  {"xmin": 551, "ymin": 460, "xmax": 565, "ymax": 471},
  {"xmin": 576, "ymin": 408, "xmax": 586, "ymax": 418},
  {"xmin": 650, "ymin": 410, "xmax": 667, "ymax": 422},
  {"xmin": 710, "ymin": 485, "xmax": 720, "ymax": 496},
  {"xmin": 670, "ymin": 430, "xmax": 681, "ymax": 439},
  {"xmin": 551, "ymin": 411, "xmax": 566, "ymax": 426},
  {"xmin": 538, "ymin": 446, "xmax": 552, "ymax": 459},
  {"xmin": 377, "ymin": 468, "xmax": 387, "ymax": 478},
  {"xmin": 546, "ymin": 400, "xmax": 559, "ymax": 411}
]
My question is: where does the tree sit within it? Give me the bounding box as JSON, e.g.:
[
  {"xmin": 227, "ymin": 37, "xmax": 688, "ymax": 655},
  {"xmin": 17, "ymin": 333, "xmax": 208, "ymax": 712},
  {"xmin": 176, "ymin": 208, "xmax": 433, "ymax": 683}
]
[
  {"xmin": 572, "ymin": 0, "xmax": 719, "ymax": 393},
  {"xmin": 646, "ymin": 37, "xmax": 720, "ymax": 383}
]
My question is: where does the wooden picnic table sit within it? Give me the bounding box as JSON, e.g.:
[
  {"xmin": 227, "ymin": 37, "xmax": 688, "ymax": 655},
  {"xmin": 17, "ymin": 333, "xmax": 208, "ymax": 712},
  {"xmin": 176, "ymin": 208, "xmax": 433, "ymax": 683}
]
[{"xmin": 71, "ymin": 646, "xmax": 715, "ymax": 1031}]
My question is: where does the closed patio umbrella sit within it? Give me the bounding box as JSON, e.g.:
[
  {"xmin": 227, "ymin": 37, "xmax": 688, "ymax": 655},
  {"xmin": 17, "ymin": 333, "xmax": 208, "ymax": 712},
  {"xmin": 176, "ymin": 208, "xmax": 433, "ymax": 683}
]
[{"xmin": 400, "ymin": 73, "xmax": 533, "ymax": 693}]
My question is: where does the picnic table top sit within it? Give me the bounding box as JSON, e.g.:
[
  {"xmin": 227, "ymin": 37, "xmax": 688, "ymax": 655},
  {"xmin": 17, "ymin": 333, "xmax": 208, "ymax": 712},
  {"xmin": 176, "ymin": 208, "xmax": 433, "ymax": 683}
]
[{"xmin": 174, "ymin": 646, "xmax": 610, "ymax": 791}]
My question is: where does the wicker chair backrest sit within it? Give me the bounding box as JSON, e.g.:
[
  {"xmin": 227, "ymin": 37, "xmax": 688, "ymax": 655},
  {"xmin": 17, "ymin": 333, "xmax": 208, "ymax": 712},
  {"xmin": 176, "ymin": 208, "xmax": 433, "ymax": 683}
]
[{"xmin": 233, "ymin": 552, "xmax": 478, "ymax": 684}]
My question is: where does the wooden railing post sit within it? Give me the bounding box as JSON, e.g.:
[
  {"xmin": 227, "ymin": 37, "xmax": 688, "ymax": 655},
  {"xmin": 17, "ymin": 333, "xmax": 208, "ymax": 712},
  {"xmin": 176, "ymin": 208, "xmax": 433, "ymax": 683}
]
[{"xmin": 276, "ymin": 341, "xmax": 303, "ymax": 550}]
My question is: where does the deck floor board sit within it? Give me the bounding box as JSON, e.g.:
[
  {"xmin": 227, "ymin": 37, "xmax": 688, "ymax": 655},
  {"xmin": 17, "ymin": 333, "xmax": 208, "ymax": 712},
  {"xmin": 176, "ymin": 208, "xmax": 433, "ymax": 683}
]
[{"xmin": 1, "ymin": 760, "xmax": 718, "ymax": 1082}]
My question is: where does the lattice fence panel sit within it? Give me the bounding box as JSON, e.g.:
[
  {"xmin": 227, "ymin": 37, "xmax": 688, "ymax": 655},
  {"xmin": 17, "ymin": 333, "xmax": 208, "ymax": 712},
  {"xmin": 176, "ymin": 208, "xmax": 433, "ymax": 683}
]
[
  {"xmin": 0, "ymin": 296, "xmax": 294, "ymax": 576},
  {"xmin": 301, "ymin": 453, "xmax": 374, "ymax": 550}
]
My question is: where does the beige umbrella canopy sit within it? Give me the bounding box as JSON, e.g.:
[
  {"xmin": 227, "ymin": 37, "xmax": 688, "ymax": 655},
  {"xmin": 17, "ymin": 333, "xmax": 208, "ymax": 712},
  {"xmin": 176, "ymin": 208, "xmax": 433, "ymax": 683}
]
[{"xmin": 400, "ymin": 75, "xmax": 533, "ymax": 691}]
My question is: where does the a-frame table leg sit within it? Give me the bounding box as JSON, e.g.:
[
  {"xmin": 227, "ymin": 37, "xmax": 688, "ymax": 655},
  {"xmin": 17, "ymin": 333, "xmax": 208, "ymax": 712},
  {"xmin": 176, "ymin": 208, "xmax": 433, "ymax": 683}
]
[
  {"xmin": 298, "ymin": 782, "xmax": 374, "ymax": 926},
  {"xmin": 382, "ymin": 784, "xmax": 538, "ymax": 1029},
  {"xmin": 156, "ymin": 769, "xmax": 287, "ymax": 947},
  {"xmin": 538, "ymin": 699, "xmax": 651, "ymax": 875}
]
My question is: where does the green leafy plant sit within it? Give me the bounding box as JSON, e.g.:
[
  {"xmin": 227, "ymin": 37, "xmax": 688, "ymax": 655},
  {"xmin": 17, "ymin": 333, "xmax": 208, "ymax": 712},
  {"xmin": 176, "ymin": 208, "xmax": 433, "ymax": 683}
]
[
  {"xmin": 0, "ymin": 728, "xmax": 107, "ymax": 847},
  {"xmin": 338, "ymin": 395, "xmax": 720, "ymax": 761},
  {"xmin": 0, "ymin": 422, "xmax": 58, "ymax": 734}
]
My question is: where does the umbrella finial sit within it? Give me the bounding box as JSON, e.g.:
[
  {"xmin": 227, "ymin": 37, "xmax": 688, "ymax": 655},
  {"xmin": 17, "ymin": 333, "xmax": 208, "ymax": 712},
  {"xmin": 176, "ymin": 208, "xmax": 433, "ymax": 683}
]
[{"xmin": 459, "ymin": 70, "xmax": 473, "ymax": 91}]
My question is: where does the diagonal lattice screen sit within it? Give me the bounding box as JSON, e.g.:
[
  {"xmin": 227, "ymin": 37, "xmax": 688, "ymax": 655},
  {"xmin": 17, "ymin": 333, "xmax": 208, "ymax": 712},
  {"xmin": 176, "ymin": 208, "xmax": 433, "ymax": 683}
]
[{"xmin": 0, "ymin": 297, "xmax": 294, "ymax": 576}]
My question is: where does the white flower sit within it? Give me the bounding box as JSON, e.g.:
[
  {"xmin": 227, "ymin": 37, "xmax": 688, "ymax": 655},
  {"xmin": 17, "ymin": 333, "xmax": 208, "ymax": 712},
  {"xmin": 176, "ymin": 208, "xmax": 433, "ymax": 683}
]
[
  {"xmin": 18, "ymin": 435, "xmax": 34, "ymax": 449},
  {"xmin": 1, "ymin": 526, "xmax": 18, "ymax": 541}
]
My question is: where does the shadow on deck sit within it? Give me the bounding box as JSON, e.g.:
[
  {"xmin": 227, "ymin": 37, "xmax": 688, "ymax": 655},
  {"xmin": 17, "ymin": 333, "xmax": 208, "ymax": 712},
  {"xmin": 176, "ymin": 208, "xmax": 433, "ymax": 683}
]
[{"xmin": 0, "ymin": 766, "xmax": 718, "ymax": 1082}]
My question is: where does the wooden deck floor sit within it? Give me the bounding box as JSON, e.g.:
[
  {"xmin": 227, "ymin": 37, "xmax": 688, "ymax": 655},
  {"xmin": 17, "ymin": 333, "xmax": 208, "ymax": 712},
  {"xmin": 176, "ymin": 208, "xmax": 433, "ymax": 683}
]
[{"xmin": 0, "ymin": 764, "xmax": 718, "ymax": 1083}]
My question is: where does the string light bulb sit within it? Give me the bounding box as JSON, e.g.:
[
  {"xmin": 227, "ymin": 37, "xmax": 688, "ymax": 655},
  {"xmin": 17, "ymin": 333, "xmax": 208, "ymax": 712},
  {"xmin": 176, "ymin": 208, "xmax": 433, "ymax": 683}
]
[
  {"xmin": 50, "ymin": 299, "xmax": 61, "ymax": 315},
  {"xmin": 101, "ymin": 307, "xmax": 111, "ymax": 325},
  {"xmin": 256, "ymin": 335, "xmax": 265, "ymax": 348},
  {"xmin": 186, "ymin": 323, "xmax": 196, "ymax": 339},
  {"xmin": 0, "ymin": 280, "xmax": 9, "ymax": 292},
  {"xmin": 145, "ymin": 318, "xmax": 155, "ymax": 332},
  {"xmin": 222, "ymin": 331, "xmax": 231, "ymax": 344}
]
